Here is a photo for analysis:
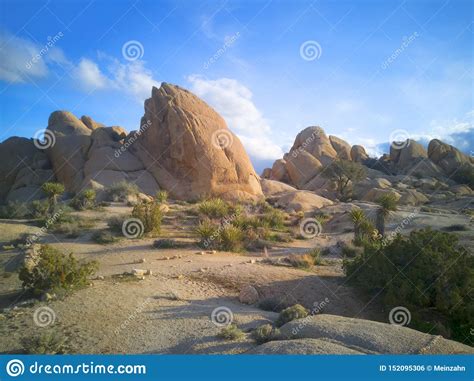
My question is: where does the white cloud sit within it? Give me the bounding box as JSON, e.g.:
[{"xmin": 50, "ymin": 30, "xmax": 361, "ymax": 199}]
[
  {"xmin": 187, "ymin": 75, "xmax": 283, "ymax": 160},
  {"xmin": 72, "ymin": 55, "xmax": 160, "ymax": 102},
  {"xmin": 75, "ymin": 58, "xmax": 109, "ymax": 90},
  {"xmin": 0, "ymin": 32, "xmax": 50, "ymax": 83}
]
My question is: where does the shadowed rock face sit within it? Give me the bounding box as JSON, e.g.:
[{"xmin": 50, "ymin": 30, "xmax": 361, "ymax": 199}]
[
  {"xmin": 132, "ymin": 83, "xmax": 263, "ymax": 201},
  {"xmin": 0, "ymin": 137, "xmax": 54, "ymax": 203}
]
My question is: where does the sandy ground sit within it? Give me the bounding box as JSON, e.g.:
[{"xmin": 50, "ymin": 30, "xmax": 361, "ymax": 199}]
[{"xmin": 0, "ymin": 198, "xmax": 472, "ymax": 354}]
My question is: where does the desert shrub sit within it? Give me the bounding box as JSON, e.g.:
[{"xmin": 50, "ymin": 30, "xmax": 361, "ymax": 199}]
[
  {"xmin": 276, "ymin": 304, "xmax": 309, "ymax": 327},
  {"xmin": 51, "ymin": 222, "xmax": 80, "ymax": 238},
  {"xmin": 1, "ymin": 201, "xmax": 31, "ymax": 219},
  {"xmin": 107, "ymin": 181, "xmax": 139, "ymax": 202},
  {"xmin": 258, "ymin": 297, "xmax": 293, "ymax": 312},
  {"xmin": 232, "ymin": 214, "xmax": 262, "ymax": 230},
  {"xmin": 195, "ymin": 219, "xmax": 219, "ymax": 249},
  {"xmin": 252, "ymin": 324, "xmax": 280, "ymax": 344},
  {"xmin": 198, "ymin": 198, "xmax": 230, "ymax": 218},
  {"xmin": 41, "ymin": 182, "xmax": 65, "ymax": 211},
  {"xmin": 19, "ymin": 244, "xmax": 98, "ymax": 295},
  {"xmin": 153, "ymin": 239, "xmax": 182, "ymax": 249},
  {"xmin": 21, "ymin": 331, "xmax": 67, "ymax": 354},
  {"xmin": 217, "ymin": 324, "xmax": 245, "ymax": 341},
  {"xmin": 287, "ymin": 254, "xmax": 313, "ymax": 269},
  {"xmin": 107, "ymin": 215, "xmax": 128, "ymax": 233},
  {"xmin": 70, "ymin": 189, "xmax": 96, "ymax": 210},
  {"xmin": 92, "ymin": 230, "xmax": 119, "ymax": 244},
  {"xmin": 156, "ymin": 190, "xmax": 169, "ymax": 203},
  {"xmin": 261, "ymin": 209, "xmax": 286, "ymax": 229},
  {"xmin": 308, "ymin": 248, "xmax": 322, "ymax": 265},
  {"xmin": 219, "ymin": 225, "xmax": 244, "ymax": 251},
  {"xmin": 30, "ymin": 200, "xmax": 50, "ymax": 219},
  {"xmin": 321, "ymin": 159, "xmax": 366, "ymax": 200},
  {"xmin": 344, "ymin": 228, "xmax": 473, "ymax": 345},
  {"xmin": 442, "ymin": 224, "xmax": 468, "ymax": 232},
  {"xmin": 131, "ymin": 201, "xmax": 163, "ymax": 235},
  {"xmin": 341, "ymin": 242, "xmax": 363, "ymax": 258}
]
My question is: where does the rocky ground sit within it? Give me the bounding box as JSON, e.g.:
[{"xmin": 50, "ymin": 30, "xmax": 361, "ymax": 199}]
[{"xmin": 0, "ymin": 198, "xmax": 472, "ymax": 354}]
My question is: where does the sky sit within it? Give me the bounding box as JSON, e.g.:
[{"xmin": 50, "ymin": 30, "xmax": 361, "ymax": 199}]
[{"xmin": 0, "ymin": 0, "xmax": 472, "ymax": 172}]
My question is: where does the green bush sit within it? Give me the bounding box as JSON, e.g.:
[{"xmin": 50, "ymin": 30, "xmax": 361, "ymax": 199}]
[
  {"xmin": 261, "ymin": 209, "xmax": 286, "ymax": 229},
  {"xmin": 276, "ymin": 304, "xmax": 309, "ymax": 327},
  {"xmin": 219, "ymin": 225, "xmax": 244, "ymax": 251},
  {"xmin": 31, "ymin": 200, "xmax": 50, "ymax": 219},
  {"xmin": 19, "ymin": 245, "xmax": 98, "ymax": 295},
  {"xmin": 198, "ymin": 198, "xmax": 230, "ymax": 218},
  {"xmin": 41, "ymin": 182, "xmax": 65, "ymax": 211},
  {"xmin": 131, "ymin": 201, "xmax": 163, "ymax": 235},
  {"xmin": 288, "ymin": 254, "xmax": 313, "ymax": 269},
  {"xmin": 70, "ymin": 189, "xmax": 96, "ymax": 210},
  {"xmin": 21, "ymin": 331, "xmax": 67, "ymax": 354},
  {"xmin": 343, "ymin": 228, "xmax": 473, "ymax": 345},
  {"xmin": 0, "ymin": 201, "xmax": 30, "ymax": 219},
  {"xmin": 107, "ymin": 181, "xmax": 139, "ymax": 202},
  {"xmin": 252, "ymin": 324, "xmax": 280, "ymax": 344},
  {"xmin": 308, "ymin": 248, "xmax": 322, "ymax": 265},
  {"xmin": 108, "ymin": 215, "xmax": 128, "ymax": 233},
  {"xmin": 156, "ymin": 190, "xmax": 169, "ymax": 203},
  {"xmin": 195, "ymin": 219, "xmax": 219, "ymax": 249},
  {"xmin": 153, "ymin": 239, "xmax": 181, "ymax": 249},
  {"xmin": 217, "ymin": 324, "xmax": 245, "ymax": 340},
  {"xmin": 92, "ymin": 230, "xmax": 119, "ymax": 245}
]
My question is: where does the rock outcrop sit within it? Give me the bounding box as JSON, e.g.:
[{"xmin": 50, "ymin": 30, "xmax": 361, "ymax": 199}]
[
  {"xmin": 389, "ymin": 140, "xmax": 427, "ymax": 169},
  {"xmin": 250, "ymin": 314, "xmax": 473, "ymax": 354},
  {"xmin": 1, "ymin": 83, "xmax": 264, "ymax": 203},
  {"xmin": 132, "ymin": 83, "xmax": 262, "ymax": 201},
  {"xmin": 428, "ymin": 139, "xmax": 473, "ymax": 175},
  {"xmin": 0, "ymin": 137, "xmax": 55, "ymax": 203}
]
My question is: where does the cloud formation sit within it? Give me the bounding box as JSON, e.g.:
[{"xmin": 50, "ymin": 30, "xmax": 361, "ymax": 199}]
[
  {"xmin": 187, "ymin": 75, "xmax": 283, "ymax": 160},
  {"xmin": 0, "ymin": 31, "xmax": 64, "ymax": 83}
]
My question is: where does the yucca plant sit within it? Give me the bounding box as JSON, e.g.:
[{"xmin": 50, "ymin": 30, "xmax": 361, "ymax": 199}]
[{"xmin": 375, "ymin": 194, "xmax": 398, "ymax": 236}]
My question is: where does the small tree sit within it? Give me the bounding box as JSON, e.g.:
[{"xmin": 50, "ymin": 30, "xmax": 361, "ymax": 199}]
[
  {"xmin": 322, "ymin": 159, "xmax": 366, "ymax": 200},
  {"xmin": 375, "ymin": 194, "xmax": 398, "ymax": 236},
  {"xmin": 41, "ymin": 182, "xmax": 65, "ymax": 212}
]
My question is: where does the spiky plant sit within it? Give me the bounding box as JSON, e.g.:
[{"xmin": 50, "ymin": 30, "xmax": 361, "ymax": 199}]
[
  {"xmin": 375, "ymin": 194, "xmax": 398, "ymax": 236},
  {"xmin": 349, "ymin": 208, "xmax": 366, "ymax": 242}
]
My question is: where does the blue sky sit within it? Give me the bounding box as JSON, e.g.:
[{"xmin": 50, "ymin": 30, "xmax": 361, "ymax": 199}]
[{"xmin": 0, "ymin": 0, "xmax": 472, "ymax": 171}]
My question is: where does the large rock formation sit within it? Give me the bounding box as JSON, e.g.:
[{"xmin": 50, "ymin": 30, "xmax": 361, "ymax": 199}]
[
  {"xmin": 428, "ymin": 139, "xmax": 473, "ymax": 175},
  {"xmin": 132, "ymin": 83, "xmax": 262, "ymax": 201},
  {"xmin": 250, "ymin": 314, "xmax": 473, "ymax": 354},
  {"xmin": 0, "ymin": 137, "xmax": 55, "ymax": 203},
  {"xmin": 389, "ymin": 139, "xmax": 427, "ymax": 169},
  {"xmin": 0, "ymin": 83, "xmax": 264, "ymax": 203},
  {"xmin": 46, "ymin": 111, "xmax": 92, "ymax": 192}
]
